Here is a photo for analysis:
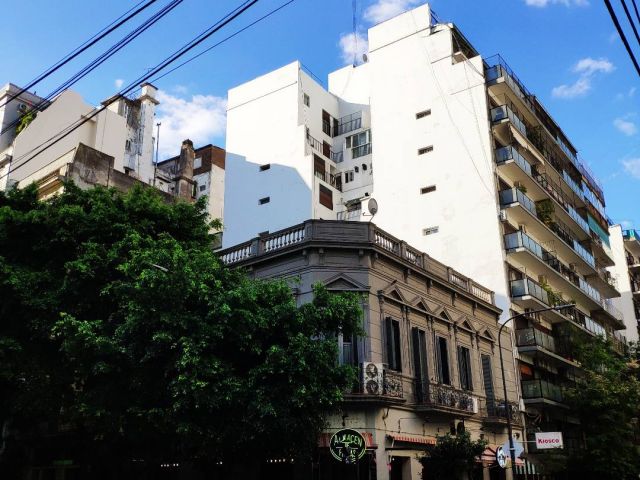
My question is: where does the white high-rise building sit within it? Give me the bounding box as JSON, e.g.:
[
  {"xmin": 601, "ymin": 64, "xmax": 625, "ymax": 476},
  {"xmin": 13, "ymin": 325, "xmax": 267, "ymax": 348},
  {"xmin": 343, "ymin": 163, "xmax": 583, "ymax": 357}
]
[
  {"xmin": 224, "ymin": 3, "xmax": 625, "ymax": 462},
  {"xmin": 608, "ymin": 225, "xmax": 640, "ymax": 342}
]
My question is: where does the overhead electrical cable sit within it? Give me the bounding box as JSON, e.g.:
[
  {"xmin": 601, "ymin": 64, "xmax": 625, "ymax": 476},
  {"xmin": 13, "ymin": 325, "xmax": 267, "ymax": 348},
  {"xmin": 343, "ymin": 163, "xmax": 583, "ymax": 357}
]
[
  {"xmin": 0, "ymin": 0, "xmax": 159, "ymax": 110},
  {"xmin": 3, "ymin": 0, "xmax": 261, "ymax": 181},
  {"xmin": 1, "ymin": 0, "xmax": 184, "ymax": 138},
  {"xmin": 604, "ymin": 0, "xmax": 640, "ymax": 77},
  {"xmin": 620, "ymin": 0, "xmax": 640, "ymax": 47}
]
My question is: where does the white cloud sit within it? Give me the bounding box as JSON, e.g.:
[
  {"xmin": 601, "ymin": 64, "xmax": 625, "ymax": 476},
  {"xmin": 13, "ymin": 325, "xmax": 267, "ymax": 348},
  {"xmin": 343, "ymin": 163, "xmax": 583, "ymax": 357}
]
[
  {"xmin": 622, "ymin": 158, "xmax": 640, "ymax": 179},
  {"xmin": 620, "ymin": 220, "xmax": 634, "ymax": 229},
  {"xmin": 614, "ymin": 117, "xmax": 638, "ymax": 136},
  {"xmin": 551, "ymin": 78, "xmax": 591, "ymax": 99},
  {"xmin": 339, "ymin": 31, "xmax": 369, "ymax": 65},
  {"xmin": 114, "ymin": 78, "xmax": 124, "ymax": 89},
  {"xmin": 173, "ymin": 85, "xmax": 188, "ymax": 94},
  {"xmin": 364, "ymin": 0, "xmax": 421, "ymax": 24},
  {"xmin": 573, "ymin": 57, "xmax": 614, "ymax": 75},
  {"xmin": 525, "ymin": 0, "xmax": 588, "ymax": 6},
  {"xmin": 552, "ymin": 57, "xmax": 614, "ymax": 99},
  {"xmin": 155, "ymin": 90, "xmax": 226, "ymax": 159}
]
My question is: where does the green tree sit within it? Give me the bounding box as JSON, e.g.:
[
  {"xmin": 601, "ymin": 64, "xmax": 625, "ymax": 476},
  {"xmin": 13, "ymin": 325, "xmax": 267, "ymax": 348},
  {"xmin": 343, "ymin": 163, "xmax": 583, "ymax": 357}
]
[
  {"xmin": 562, "ymin": 334, "xmax": 640, "ymax": 480},
  {"xmin": 419, "ymin": 431, "xmax": 487, "ymax": 480},
  {"xmin": 0, "ymin": 183, "xmax": 362, "ymax": 478}
]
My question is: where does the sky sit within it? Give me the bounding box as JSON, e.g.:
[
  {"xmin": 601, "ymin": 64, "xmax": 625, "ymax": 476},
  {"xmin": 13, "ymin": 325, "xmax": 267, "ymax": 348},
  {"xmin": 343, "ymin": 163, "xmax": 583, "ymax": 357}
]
[{"xmin": 1, "ymin": 0, "xmax": 638, "ymax": 227}]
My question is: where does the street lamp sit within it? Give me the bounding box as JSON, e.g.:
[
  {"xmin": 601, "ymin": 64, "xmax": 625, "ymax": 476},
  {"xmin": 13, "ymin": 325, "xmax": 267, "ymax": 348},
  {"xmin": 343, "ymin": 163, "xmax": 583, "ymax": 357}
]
[{"xmin": 498, "ymin": 303, "xmax": 574, "ymax": 477}]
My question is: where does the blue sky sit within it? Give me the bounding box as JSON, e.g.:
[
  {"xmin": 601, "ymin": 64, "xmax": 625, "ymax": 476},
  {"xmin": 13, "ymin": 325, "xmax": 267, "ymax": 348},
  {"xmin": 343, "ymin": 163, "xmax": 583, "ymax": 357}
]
[{"xmin": 1, "ymin": 0, "xmax": 638, "ymax": 227}]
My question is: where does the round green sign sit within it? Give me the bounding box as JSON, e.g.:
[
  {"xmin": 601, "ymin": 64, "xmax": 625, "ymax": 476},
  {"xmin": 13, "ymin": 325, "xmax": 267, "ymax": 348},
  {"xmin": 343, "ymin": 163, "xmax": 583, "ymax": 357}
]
[{"xmin": 329, "ymin": 429, "xmax": 366, "ymax": 464}]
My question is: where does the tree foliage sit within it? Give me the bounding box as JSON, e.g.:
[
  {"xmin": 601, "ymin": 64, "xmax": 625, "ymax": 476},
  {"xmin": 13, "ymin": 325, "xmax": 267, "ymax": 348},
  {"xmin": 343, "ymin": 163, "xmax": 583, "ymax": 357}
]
[
  {"xmin": 0, "ymin": 183, "xmax": 362, "ymax": 476},
  {"xmin": 419, "ymin": 431, "xmax": 487, "ymax": 480},
  {"xmin": 562, "ymin": 334, "xmax": 640, "ymax": 480}
]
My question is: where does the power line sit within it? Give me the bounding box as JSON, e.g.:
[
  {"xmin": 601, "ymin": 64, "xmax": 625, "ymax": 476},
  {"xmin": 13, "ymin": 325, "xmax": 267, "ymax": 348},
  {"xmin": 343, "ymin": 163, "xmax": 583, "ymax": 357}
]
[
  {"xmin": 4, "ymin": 0, "xmax": 261, "ymax": 182},
  {"xmin": 604, "ymin": 0, "xmax": 640, "ymax": 77},
  {"xmin": 633, "ymin": 0, "xmax": 640, "ymax": 26},
  {"xmin": 0, "ymin": 0, "xmax": 159, "ymax": 111},
  {"xmin": 621, "ymin": 0, "xmax": 640, "ymax": 48},
  {"xmin": 1, "ymin": 0, "xmax": 184, "ymax": 139}
]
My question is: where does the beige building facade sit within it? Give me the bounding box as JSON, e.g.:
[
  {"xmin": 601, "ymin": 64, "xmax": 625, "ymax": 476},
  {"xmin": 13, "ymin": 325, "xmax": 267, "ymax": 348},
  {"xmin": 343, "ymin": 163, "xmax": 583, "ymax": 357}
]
[{"xmin": 220, "ymin": 220, "xmax": 525, "ymax": 480}]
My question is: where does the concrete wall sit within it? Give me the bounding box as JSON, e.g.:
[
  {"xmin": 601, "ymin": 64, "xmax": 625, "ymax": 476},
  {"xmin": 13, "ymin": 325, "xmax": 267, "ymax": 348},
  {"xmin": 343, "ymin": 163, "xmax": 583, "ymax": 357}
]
[{"xmin": 608, "ymin": 224, "xmax": 638, "ymax": 342}]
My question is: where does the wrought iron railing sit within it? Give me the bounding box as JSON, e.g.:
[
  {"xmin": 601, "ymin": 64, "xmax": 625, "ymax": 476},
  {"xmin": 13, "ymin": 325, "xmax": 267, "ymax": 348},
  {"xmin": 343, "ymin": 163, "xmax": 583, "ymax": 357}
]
[
  {"xmin": 480, "ymin": 398, "xmax": 522, "ymax": 425},
  {"xmin": 415, "ymin": 381, "xmax": 477, "ymax": 414}
]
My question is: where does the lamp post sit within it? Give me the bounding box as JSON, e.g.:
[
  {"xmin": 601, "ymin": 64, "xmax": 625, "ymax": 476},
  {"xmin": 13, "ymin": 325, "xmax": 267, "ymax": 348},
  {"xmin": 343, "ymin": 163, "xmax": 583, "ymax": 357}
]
[{"xmin": 498, "ymin": 303, "xmax": 574, "ymax": 477}]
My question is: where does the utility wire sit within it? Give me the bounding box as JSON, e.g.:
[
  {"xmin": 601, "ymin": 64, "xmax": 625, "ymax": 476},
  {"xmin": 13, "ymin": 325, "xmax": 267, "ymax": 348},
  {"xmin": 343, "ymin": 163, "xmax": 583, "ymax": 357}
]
[
  {"xmin": 4, "ymin": 0, "xmax": 260, "ymax": 182},
  {"xmin": 633, "ymin": 0, "xmax": 640, "ymax": 26},
  {"xmin": 604, "ymin": 0, "xmax": 640, "ymax": 77},
  {"xmin": 0, "ymin": 0, "xmax": 158, "ymax": 110},
  {"xmin": 148, "ymin": 0, "xmax": 295, "ymax": 86},
  {"xmin": 1, "ymin": 0, "xmax": 184, "ymax": 138},
  {"xmin": 620, "ymin": 0, "xmax": 640, "ymax": 47}
]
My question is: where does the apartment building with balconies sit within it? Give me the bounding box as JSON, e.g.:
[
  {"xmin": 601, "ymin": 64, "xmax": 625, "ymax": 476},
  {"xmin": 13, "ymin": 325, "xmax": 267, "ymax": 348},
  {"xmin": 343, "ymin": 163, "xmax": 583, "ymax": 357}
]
[
  {"xmin": 222, "ymin": 2, "xmax": 625, "ymax": 469},
  {"xmin": 608, "ymin": 225, "xmax": 640, "ymax": 341},
  {"xmin": 219, "ymin": 220, "xmax": 526, "ymax": 480}
]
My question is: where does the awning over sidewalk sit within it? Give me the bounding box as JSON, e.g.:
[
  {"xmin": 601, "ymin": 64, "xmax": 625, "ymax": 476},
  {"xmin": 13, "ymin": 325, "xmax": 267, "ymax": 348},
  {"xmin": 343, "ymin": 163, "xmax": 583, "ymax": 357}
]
[{"xmin": 386, "ymin": 433, "xmax": 436, "ymax": 446}]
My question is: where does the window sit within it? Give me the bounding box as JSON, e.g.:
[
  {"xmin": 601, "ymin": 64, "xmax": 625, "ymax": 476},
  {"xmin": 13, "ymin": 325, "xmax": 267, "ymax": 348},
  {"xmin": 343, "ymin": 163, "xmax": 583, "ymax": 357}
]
[
  {"xmin": 259, "ymin": 164, "xmax": 271, "ymax": 171},
  {"xmin": 344, "ymin": 171, "xmax": 354, "ymax": 183},
  {"xmin": 423, "ymin": 226, "xmax": 439, "ymax": 236},
  {"xmin": 259, "ymin": 196, "xmax": 270, "ymax": 205},
  {"xmin": 323, "ymin": 141, "xmax": 331, "ymax": 159},
  {"xmin": 314, "ymin": 154, "xmax": 325, "ymax": 178},
  {"xmin": 435, "ymin": 336, "xmax": 450, "ymax": 385},
  {"xmin": 418, "ymin": 146, "xmax": 434, "ymax": 155},
  {"xmin": 458, "ymin": 346, "xmax": 473, "ymax": 391},
  {"xmin": 346, "ymin": 129, "xmax": 371, "ymax": 149},
  {"xmin": 385, "ymin": 318, "xmax": 402, "ymax": 372},
  {"xmin": 354, "ymin": 166, "xmax": 359, "ymax": 173},
  {"xmin": 412, "ymin": 328, "xmax": 429, "ymax": 401},
  {"xmin": 199, "ymin": 184, "xmax": 206, "ymax": 192},
  {"xmin": 420, "ymin": 185, "xmax": 436, "ymax": 194},
  {"xmin": 481, "ymin": 354, "xmax": 496, "ymax": 412},
  {"xmin": 319, "ymin": 184, "xmax": 333, "ymax": 210},
  {"xmin": 303, "ymin": 93, "xmax": 310, "ymax": 107},
  {"xmin": 416, "ymin": 109, "xmax": 432, "ymax": 119},
  {"xmin": 194, "ymin": 157, "xmax": 202, "ymax": 169},
  {"xmin": 362, "ymin": 164, "xmax": 368, "ymax": 171}
]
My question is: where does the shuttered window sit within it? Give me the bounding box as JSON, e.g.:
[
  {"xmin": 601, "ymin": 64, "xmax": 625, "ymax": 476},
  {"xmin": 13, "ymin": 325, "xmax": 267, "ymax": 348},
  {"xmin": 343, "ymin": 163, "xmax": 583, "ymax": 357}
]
[
  {"xmin": 435, "ymin": 336, "xmax": 450, "ymax": 385},
  {"xmin": 412, "ymin": 327, "xmax": 429, "ymax": 401},
  {"xmin": 385, "ymin": 318, "xmax": 402, "ymax": 372},
  {"xmin": 319, "ymin": 184, "xmax": 333, "ymax": 210},
  {"xmin": 458, "ymin": 346, "xmax": 473, "ymax": 391}
]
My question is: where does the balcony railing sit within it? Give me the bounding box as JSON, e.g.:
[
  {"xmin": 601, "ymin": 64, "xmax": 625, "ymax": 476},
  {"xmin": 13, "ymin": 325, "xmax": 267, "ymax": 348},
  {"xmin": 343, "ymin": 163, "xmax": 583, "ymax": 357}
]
[
  {"xmin": 306, "ymin": 131, "xmax": 335, "ymax": 160},
  {"xmin": 491, "ymin": 105, "xmax": 527, "ymax": 137},
  {"xmin": 521, "ymin": 379, "xmax": 563, "ymax": 403},
  {"xmin": 495, "ymin": 145, "xmax": 532, "ymax": 176},
  {"xmin": 499, "ymin": 188, "xmax": 537, "ymax": 217},
  {"xmin": 337, "ymin": 112, "xmax": 362, "ymax": 136},
  {"xmin": 480, "ymin": 398, "xmax": 522, "ymax": 425},
  {"xmin": 350, "ymin": 368, "xmax": 404, "ymax": 398},
  {"xmin": 332, "ymin": 150, "xmax": 344, "ymax": 163},
  {"xmin": 415, "ymin": 381, "xmax": 477, "ymax": 414},
  {"xmin": 510, "ymin": 277, "xmax": 550, "ymax": 305},
  {"xmin": 352, "ymin": 143, "xmax": 372, "ymax": 159},
  {"xmin": 314, "ymin": 170, "xmax": 342, "ymax": 191},
  {"xmin": 546, "ymin": 218, "xmax": 596, "ymax": 268}
]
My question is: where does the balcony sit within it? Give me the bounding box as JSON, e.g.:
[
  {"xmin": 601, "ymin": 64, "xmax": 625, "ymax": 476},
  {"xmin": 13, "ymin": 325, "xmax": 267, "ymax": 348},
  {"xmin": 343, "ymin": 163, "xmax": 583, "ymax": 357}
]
[
  {"xmin": 415, "ymin": 381, "xmax": 478, "ymax": 416},
  {"xmin": 352, "ymin": 143, "xmax": 372, "ymax": 159},
  {"xmin": 510, "ymin": 277, "xmax": 551, "ymax": 307},
  {"xmin": 500, "ymin": 188, "xmax": 537, "ymax": 217},
  {"xmin": 521, "ymin": 379, "xmax": 565, "ymax": 405},
  {"xmin": 516, "ymin": 328, "xmax": 578, "ymax": 367},
  {"xmin": 337, "ymin": 112, "xmax": 362, "ymax": 136},
  {"xmin": 505, "ymin": 232, "xmax": 602, "ymax": 309},
  {"xmin": 480, "ymin": 399, "xmax": 522, "ymax": 426},
  {"xmin": 346, "ymin": 367, "xmax": 405, "ymax": 405},
  {"xmin": 306, "ymin": 131, "xmax": 335, "ymax": 161},
  {"xmin": 609, "ymin": 330, "xmax": 627, "ymax": 356},
  {"xmin": 491, "ymin": 104, "xmax": 528, "ymax": 138},
  {"xmin": 314, "ymin": 170, "xmax": 342, "ymax": 192}
]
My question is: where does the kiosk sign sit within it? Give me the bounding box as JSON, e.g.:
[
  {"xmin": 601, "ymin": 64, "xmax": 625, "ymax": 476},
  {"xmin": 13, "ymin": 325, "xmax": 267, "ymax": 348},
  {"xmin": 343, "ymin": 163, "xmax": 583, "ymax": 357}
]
[
  {"xmin": 329, "ymin": 429, "xmax": 366, "ymax": 464},
  {"xmin": 535, "ymin": 432, "xmax": 563, "ymax": 449}
]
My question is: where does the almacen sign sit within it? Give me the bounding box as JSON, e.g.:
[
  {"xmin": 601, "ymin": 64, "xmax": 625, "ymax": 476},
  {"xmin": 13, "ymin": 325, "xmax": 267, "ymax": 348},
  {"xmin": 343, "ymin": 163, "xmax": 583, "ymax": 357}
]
[{"xmin": 329, "ymin": 429, "xmax": 366, "ymax": 464}]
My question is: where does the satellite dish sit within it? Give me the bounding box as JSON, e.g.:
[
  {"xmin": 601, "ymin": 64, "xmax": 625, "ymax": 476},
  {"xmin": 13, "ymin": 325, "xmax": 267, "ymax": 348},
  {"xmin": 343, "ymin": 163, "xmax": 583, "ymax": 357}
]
[
  {"xmin": 367, "ymin": 198, "xmax": 378, "ymax": 216},
  {"xmin": 362, "ymin": 53, "xmax": 369, "ymax": 63}
]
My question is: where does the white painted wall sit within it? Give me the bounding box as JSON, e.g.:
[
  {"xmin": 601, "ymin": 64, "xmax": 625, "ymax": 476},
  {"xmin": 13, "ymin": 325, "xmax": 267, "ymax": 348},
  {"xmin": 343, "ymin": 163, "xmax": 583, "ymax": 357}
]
[
  {"xmin": 0, "ymin": 83, "xmax": 45, "ymax": 154},
  {"xmin": 344, "ymin": 5, "xmax": 510, "ymax": 319},
  {"xmin": 608, "ymin": 224, "xmax": 638, "ymax": 342}
]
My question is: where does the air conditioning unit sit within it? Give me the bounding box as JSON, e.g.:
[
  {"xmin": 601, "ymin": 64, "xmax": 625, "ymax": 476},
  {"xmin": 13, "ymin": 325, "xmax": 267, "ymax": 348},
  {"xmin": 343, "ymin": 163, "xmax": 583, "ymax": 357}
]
[
  {"xmin": 471, "ymin": 397, "xmax": 479, "ymax": 414},
  {"xmin": 498, "ymin": 210, "xmax": 507, "ymax": 222},
  {"xmin": 361, "ymin": 362, "xmax": 384, "ymax": 395}
]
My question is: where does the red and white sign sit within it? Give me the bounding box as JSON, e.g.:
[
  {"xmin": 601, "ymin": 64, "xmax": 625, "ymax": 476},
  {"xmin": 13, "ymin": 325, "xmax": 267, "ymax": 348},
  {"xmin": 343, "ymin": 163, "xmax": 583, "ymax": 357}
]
[{"xmin": 535, "ymin": 432, "xmax": 563, "ymax": 449}]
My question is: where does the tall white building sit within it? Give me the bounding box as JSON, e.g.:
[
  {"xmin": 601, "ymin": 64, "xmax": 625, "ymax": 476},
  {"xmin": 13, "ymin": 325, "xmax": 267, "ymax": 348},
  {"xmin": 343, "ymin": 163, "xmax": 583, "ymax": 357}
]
[
  {"xmin": 608, "ymin": 225, "xmax": 640, "ymax": 342},
  {"xmin": 7, "ymin": 83, "xmax": 159, "ymax": 194},
  {"xmin": 224, "ymin": 2, "xmax": 625, "ymax": 465}
]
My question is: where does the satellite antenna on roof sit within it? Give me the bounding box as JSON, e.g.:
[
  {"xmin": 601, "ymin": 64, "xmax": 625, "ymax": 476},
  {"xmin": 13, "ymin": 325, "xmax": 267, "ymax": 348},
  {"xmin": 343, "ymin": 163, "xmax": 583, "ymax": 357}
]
[
  {"xmin": 362, "ymin": 53, "xmax": 368, "ymax": 63},
  {"xmin": 363, "ymin": 198, "xmax": 378, "ymax": 222}
]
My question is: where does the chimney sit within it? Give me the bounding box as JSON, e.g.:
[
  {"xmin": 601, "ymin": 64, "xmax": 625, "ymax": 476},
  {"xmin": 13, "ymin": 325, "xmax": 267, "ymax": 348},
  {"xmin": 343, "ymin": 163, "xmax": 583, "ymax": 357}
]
[{"xmin": 175, "ymin": 139, "xmax": 195, "ymax": 200}]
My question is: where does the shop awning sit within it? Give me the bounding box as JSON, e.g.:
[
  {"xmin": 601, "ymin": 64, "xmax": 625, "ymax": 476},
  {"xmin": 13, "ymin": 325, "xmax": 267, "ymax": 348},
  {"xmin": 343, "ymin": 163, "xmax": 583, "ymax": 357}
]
[
  {"xmin": 318, "ymin": 431, "xmax": 376, "ymax": 449},
  {"xmin": 387, "ymin": 433, "xmax": 436, "ymax": 445}
]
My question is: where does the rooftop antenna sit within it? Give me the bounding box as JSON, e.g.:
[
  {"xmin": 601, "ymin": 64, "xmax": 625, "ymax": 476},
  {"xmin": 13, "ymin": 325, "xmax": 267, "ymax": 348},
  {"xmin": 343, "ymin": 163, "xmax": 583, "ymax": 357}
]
[{"xmin": 363, "ymin": 197, "xmax": 378, "ymax": 223}]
